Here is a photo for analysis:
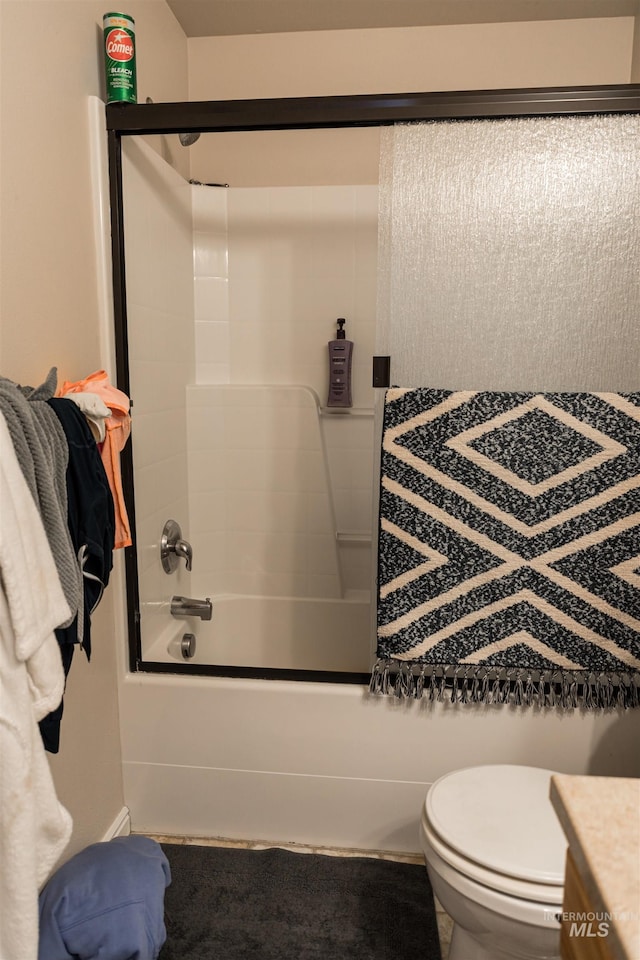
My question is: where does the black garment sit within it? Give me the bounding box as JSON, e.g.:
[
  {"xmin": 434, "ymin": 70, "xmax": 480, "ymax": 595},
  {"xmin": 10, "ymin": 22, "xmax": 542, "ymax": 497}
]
[{"xmin": 39, "ymin": 398, "xmax": 115, "ymax": 752}]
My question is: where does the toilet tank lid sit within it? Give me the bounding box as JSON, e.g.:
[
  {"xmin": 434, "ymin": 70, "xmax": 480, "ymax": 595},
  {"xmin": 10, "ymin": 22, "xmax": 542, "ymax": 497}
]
[{"xmin": 426, "ymin": 765, "xmax": 567, "ymax": 885}]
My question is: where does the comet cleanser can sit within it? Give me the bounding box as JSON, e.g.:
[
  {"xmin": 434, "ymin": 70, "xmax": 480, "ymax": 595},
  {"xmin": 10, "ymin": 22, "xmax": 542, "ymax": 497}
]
[{"xmin": 103, "ymin": 12, "xmax": 136, "ymax": 104}]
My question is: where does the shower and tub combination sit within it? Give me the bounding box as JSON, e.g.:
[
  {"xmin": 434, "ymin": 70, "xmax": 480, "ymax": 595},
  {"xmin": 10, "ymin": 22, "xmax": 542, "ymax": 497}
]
[
  {"xmin": 145, "ymin": 376, "xmax": 375, "ymax": 674},
  {"xmin": 103, "ymin": 87, "xmax": 640, "ymax": 867},
  {"xmin": 118, "ymin": 109, "xmax": 378, "ymax": 679}
]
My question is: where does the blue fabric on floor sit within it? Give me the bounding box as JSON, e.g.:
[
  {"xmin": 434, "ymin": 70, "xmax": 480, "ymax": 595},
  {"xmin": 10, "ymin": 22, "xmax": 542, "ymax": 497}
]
[{"xmin": 38, "ymin": 835, "xmax": 171, "ymax": 960}]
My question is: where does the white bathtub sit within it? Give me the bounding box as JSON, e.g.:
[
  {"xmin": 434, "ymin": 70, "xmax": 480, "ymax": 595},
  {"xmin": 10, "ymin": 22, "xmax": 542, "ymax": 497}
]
[{"xmin": 144, "ymin": 594, "xmax": 373, "ymax": 672}]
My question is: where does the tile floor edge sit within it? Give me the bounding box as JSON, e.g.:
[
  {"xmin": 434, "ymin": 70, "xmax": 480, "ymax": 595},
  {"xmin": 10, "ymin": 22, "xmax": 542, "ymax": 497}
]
[{"xmin": 136, "ymin": 830, "xmax": 425, "ymax": 864}]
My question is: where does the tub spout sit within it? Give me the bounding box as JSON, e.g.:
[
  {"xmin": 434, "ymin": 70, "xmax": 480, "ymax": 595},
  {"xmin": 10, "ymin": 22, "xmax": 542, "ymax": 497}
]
[{"xmin": 170, "ymin": 595, "xmax": 212, "ymax": 621}]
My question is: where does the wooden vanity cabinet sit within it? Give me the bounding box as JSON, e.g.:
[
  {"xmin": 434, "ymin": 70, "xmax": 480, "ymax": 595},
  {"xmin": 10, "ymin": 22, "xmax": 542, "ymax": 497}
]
[{"xmin": 560, "ymin": 850, "xmax": 615, "ymax": 960}]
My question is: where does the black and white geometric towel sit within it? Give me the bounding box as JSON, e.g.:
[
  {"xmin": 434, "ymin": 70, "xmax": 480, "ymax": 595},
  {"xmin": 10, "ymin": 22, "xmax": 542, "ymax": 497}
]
[{"xmin": 372, "ymin": 388, "xmax": 640, "ymax": 708}]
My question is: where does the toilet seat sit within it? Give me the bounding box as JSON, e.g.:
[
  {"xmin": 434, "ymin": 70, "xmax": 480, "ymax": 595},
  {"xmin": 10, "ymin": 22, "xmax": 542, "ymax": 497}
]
[
  {"xmin": 421, "ymin": 807, "xmax": 564, "ymax": 904},
  {"xmin": 423, "ymin": 836, "xmax": 563, "ymax": 932},
  {"xmin": 421, "ymin": 765, "xmax": 566, "ymax": 904}
]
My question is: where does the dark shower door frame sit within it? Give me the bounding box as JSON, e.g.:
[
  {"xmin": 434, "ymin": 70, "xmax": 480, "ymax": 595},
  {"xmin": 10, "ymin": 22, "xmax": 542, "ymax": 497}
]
[{"xmin": 105, "ymin": 82, "xmax": 640, "ymax": 680}]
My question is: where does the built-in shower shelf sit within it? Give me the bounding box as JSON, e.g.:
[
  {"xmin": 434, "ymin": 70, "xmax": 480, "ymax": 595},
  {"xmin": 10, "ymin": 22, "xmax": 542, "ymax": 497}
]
[
  {"xmin": 320, "ymin": 407, "xmax": 374, "ymax": 418},
  {"xmin": 336, "ymin": 531, "xmax": 372, "ymax": 544}
]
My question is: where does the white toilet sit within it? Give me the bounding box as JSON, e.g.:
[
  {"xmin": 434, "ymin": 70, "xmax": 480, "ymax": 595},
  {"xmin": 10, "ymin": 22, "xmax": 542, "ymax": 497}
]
[{"xmin": 419, "ymin": 765, "xmax": 567, "ymax": 960}]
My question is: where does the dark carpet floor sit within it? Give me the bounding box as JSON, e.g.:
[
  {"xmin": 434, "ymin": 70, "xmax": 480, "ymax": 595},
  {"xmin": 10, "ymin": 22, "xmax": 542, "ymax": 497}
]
[{"xmin": 158, "ymin": 843, "xmax": 440, "ymax": 960}]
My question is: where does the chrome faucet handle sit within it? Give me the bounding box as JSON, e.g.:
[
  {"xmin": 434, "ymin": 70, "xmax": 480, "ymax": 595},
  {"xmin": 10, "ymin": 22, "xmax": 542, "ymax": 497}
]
[
  {"xmin": 161, "ymin": 519, "xmax": 193, "ymax": 573},
  {"xmin": 173, "ymin": 539, "xmax": 193, "ymax": 571}
]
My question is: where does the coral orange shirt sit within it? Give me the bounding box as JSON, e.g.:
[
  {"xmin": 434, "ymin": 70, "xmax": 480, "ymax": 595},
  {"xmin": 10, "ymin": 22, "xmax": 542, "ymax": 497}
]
[{"xmin": 58, "ymin": 371, "xmax": 132, "ymax": 549}]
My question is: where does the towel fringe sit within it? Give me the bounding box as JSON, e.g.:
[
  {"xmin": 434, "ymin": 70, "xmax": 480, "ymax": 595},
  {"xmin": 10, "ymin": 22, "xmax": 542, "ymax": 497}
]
[{"xmin": 368, "ymin": 660, "xmax": 640, "ymax": 709}]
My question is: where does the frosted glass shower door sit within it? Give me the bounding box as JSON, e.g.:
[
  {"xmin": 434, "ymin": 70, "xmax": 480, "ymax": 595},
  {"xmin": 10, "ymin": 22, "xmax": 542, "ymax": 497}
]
[{"xmin": 376, "ymin": 115, "xmax": 640, "ymax": 391}]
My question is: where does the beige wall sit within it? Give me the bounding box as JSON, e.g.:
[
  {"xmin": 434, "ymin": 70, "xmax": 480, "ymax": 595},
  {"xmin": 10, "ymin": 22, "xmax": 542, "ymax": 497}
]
[
  {"xmin": 189, "ymin": 17, "xmax": 633, "ymax": 98},
  {"xmin": 186, "ymin": 17, "xmax": 635, "ymax": 186},
  {"xmin": 0, "ymin": 0, "xmax": 188, "ymax": 860},
  {"xmin": 633, "ymin": 12, "xmax": 640, "ymax": 80}
]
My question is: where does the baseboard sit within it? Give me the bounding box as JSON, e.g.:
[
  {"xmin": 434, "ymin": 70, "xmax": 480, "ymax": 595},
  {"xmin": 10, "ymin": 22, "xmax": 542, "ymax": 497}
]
[{"xmin": 102, "ymin": 805, "xmax": 131, "ymax": 841}]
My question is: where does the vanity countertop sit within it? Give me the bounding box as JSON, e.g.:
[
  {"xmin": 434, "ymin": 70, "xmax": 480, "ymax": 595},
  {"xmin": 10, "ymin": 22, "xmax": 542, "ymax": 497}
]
[{"xmin": 550, "ymin": 774, "xmax": 640, "ymax": 960}]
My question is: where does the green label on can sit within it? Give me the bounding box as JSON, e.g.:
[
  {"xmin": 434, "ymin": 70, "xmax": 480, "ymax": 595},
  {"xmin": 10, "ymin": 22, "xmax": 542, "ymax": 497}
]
[{"xmin": 103, "ymin": 13, "xmax": 136, "ymax": 104}]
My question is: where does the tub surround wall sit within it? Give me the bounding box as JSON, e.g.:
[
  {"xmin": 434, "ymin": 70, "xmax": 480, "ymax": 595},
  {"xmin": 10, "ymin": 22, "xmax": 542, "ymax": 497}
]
[
  {"xmin": 193, "ymin": 185, "xmax": 230, "ymax": 384},
  {"xmin": 187, "ymin": 384, "xmax": 342, "ymax": 601},
  {"xmin": 228, "ymin": 185, "xmax": 378, "ymax": 598},
  {"xmin": 226, "ymin": 186, "xmax": 378, "ymax": 408},
  {"xmin": 191, "ymin": 184, "xmax": 378, "ymax": 401},
  {"xmin": 146, "ymin": 597, "xmax": 371, "ymax": 671},
  {"xmin": 124, "ymin": 151, "xmax": 377, "ymax": 662},
  {"xmin": 190, "ymin": 183, "xmax": 378, "ymax": 602}
]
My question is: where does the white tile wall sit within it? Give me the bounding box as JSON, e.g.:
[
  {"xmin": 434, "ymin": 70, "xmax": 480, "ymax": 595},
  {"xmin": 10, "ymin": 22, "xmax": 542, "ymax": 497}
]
[
  {"xmin": 191, "ymin": 183, "xmax": 379, "ymax": 600},
  {"xmin": 192, "ymin": 185, "xmax": 229, "ymax": 385},
  {"xmin": 224, "ymin": 186, "xmax": 378, "ymax": 402},
  {"xmin": 322, "ymin": 412, "xmax": 376, "ymax": 594},
  {"xmin": 186, "ymin": 385, "xmax": 342, "ymax": 600},
  {"xmin": 123, "ymin": 171, "xmax": 379, "ymax": 659}
]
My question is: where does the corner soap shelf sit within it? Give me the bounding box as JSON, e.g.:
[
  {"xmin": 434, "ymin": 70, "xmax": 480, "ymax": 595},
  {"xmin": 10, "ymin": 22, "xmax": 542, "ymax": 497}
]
[
  {"xmin": 320, "ymin": 407, "xmax": 374, "ymax": 417},
  {"xmin": 336, "ymin": 531, "xmax": 372, "ymax": 544}
]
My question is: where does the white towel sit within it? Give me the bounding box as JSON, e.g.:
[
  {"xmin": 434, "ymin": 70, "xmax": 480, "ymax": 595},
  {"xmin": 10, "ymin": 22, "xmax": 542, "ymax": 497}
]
[
  {"xmin": 0, "ymin": 411, "xmax": 73, "ymax": 960},
  {"xmin": 65, "ymin": 390, "xmax": 111, "ymax": 443}
]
